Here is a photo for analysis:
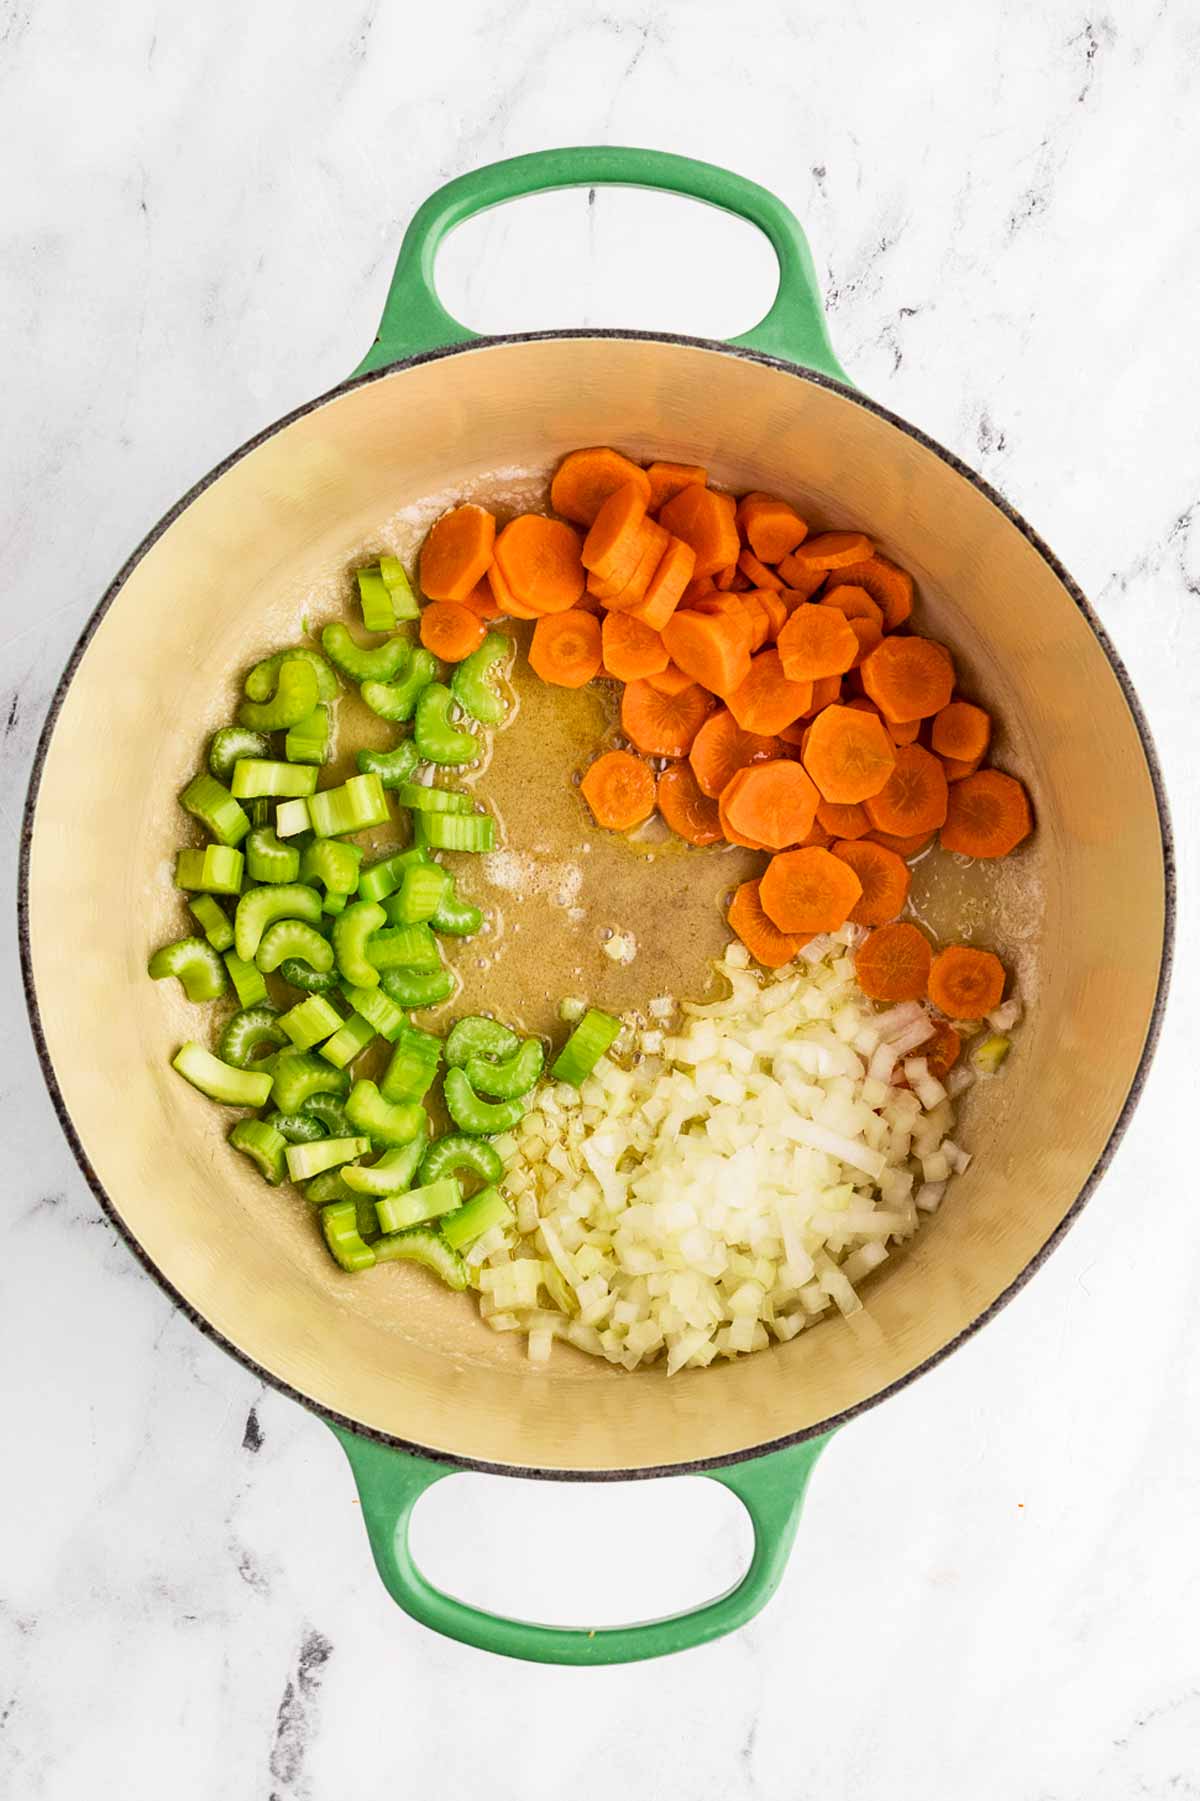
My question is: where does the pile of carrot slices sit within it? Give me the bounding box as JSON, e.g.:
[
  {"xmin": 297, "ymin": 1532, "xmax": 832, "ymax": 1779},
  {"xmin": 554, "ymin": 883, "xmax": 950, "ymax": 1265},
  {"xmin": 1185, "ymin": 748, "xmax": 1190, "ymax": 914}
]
[{"xmin": 415, "ymin": 447, "xmax": 1032, "ymax": 1021}]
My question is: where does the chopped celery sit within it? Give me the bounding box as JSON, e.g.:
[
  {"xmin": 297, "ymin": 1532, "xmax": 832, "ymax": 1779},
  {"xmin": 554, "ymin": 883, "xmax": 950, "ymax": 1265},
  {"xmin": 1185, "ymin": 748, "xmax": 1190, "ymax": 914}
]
[
  {"xmin": 245, "ymin": 646, "xmax": 339, "ymax": 704},
  {"xmin": 420, "ymin": 811, "xmax": 495, "ymax": 853},
  {"xmin": 304, "ymin": 1169, "xmax": 357, "ymax": 1205},
  {"xmin": 373, "ymin": 1227, "xmax": 466, "ymax": 1289},
  {"xmin": 223, "ymin": 951, "xmax": 269, "ymax": 1008},
  {"xmin": 285, "ymin": 704, "xmax": 330, "ymax": 765},
  {"xmin": 429, "ymin": 869, "xmax": 483, "ymax": 938},
  {"xmin": 175, "ymin": 845, "xmax": 244, "ymax": 894},
  {"xmin": 973, "ymin": 1033, "xmax": 1012, "ymax": 1074},
  {"xmin": 441, "ymin": 1185, "xmax": 514, "ymax": 1252},
  {"xmin": 218, "ymin": 1005, "xmax": 288, "ymax": 1069},
  {"xmin": 397, "ymin": 782, "xmax": 472, "ymax": 813},
  {"xmin": 446, "ymin": 1016, "xmax": 520, "ymax": 1068},
  {"xmin": 333, "ymin": 900, "xmax": 387, "ymax": 988},
  {"xmin": 379, "ymin": 965, "xmax": 455, "ymax": 1009},
  {"xmin": 414, "ymin": 684, "xmax": 480, "ymax": 766},
  {"xmin": 270, "ymin": 1052, "xmax": 350, "ymax": 1113},
  {"xmin": 321, "ymin": 621, "xmax": 412, "ymax": 683},
  {"xmin": 148, "ymin": 936, "xmax": 228, "ymax": 1003},
  {"xmin": 230, "ymin": 1118, "xmax": 287, "ymax": 1184},
  {"xmin": 356, "ymin": 740, "xmax": 420, "ymax": 790},
  {"xmin": 379, "ymin": 1024, "xmax": 442, "ymax": 1102},
  {"xmin": 180, "ymin": 772, "xmax": 250, "ymax": 847},
  {"xmin": 323, "ymin": 891, "xmax": 348, "ymax": 916},
  {"xmin": 274, "ymin": 798, "xmax": 311, "ymax": 837},
  {"xmin": 341, "ymin": 1128, "xmax": 429, "ymax": 1195},
  {"xmin": 238, "ymin": 658, "xmax": 320, "ymax": 732},
  {"xmin": 321, "ymin": 1199, "xmax": 377, "ymax": 1271},
  {"xmin": 443, "ymin": 1066, "xmax": 525, "ymax": 1135},
  {"xmin": 358, "ymin": 845, "xmax": 429, "ymax": 904},
  {"xmin": 466, "ymin": 1037, "xmax": 543, "ymax": 1099},
  {"xmin": 319, "ymin": 1012, "xmax": 377, "ymax": 1068},
  {"xmin": 280, "ymin": 994, "xmax": 343, "ymax": 1051},
  {"xmin": 302, "ymin": 1092, "xmax": 355, "ymax": 1139},
  {"xmin": 234, "ymin": 883, "xmax": 323, "ymax": 962},
  {"xmin": 389, "ymin": 863, "xmax": 449, "ymax": 925},
  {"xmin": 285, "ymin": 1136, "xmax": 370, "ymax": 1182},
  {"xmin": 187, "ymin": 894, "xmax": 234, "ymax": 952},
  {"xmin": 230, "ymin": 759, "xmax": 319, "ymax": 800},
  {"xmin": 245, "ymin": 827, "xmax": 301, "ymax": 885},
  {"xmin": 256, "ymin": 919, "xmax": 334, "ymax": 976},
  {"xmin": 450, "ymin": 633, "xmax": 511, "ymax": 725},
  {"xmin": 375, "ymin": 1176, "xmax": 461, "ymax": 1235},
  {"xmin": 308, "ymin": 773, "xmax": 389, "ymax": 838},
  {"xmin": 551, "ymin": 1007, "xmax": 621, "ymax": 1086},
  {"xmin": 361, "ymin": 649, "xmax": 438, "ymax": 722},
  {"xmin": 278, "ymin": 955, "xmax": 340, "ymax": 994},
  {"xmin": 209, "ymin": 726, "xmax": 269, "ymax": 782},
  {"xmin": 172, "ymin": 1042, "xmax": 273, "ymax": 1108},
  {"xmin": 379, "ymin": 554, "xmax": 420, "ymax": 619},
  {"xmin": 300, "ymin": 839, "xmax": 362, "ymax": 896},
  {"xmin": 356, "ymin": 567, "xmax": 396, "ymax": 634},
  {"xmin": 342, "ymin": 982, "xmax": 409, "ymax": 1042},
  {"xmin": 268, "ymin": 1110, "xmax": 326, "ymax": 1144},
  {"xmin": 418, "ymin": 1134, "xmax": 503, "ymax": 1190},
  {"xmin": 365, "ymin": 922, "xmax": 441, "ymax": 972},
  {"xmin": 344, "ymin": 1078, "xmax": 425, "ymax": 1147}
]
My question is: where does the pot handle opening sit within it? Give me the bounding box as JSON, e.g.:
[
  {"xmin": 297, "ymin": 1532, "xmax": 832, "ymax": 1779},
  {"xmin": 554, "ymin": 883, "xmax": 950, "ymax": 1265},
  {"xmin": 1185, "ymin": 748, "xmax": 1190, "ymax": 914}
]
[
  {"xmin": 355, "ymin": 147, "xmax": 846, "ymax": 380},
  {"xmin": 330, "ymin": 1421, "xmax": 832, "ymax": 1665}
]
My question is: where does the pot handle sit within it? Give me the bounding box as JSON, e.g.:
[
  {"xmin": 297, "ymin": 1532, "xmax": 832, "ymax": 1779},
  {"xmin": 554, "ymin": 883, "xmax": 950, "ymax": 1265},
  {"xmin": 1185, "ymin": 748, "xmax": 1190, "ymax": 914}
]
[
  {"xmin": 330, "ymin": 1422, "xmax": 831, "ymax": 1665},
  {"xmin": 355, "ymin": 147, "xmax": 846, "ymax": 380}
]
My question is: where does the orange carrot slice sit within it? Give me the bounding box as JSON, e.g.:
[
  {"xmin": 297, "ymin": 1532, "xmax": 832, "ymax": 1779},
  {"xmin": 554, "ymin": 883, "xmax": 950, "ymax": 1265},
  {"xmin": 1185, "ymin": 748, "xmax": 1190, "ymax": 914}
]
[
  {"xmin": 599, "ymin": 519, "xmax": 670, "ymax": 611},
  {"xmin": 656, "ymin": 761, "xmax": 723, "ymax": 846},
  {"xmin": 551, "ymin": 448, "xmax": 651, "ymax": 526},
  {"xmin": 940, "ymin": 770, "xmax": 1032, "ymax": 858},
  {"xmin": 727, "ymin": 880, "xmax": 806, "ymax": 969},
  {"xmin": 627, "ymin": 535, "xmax": 695, "ymax": 631},
  {"xmin": 494, "ymin": 515, "xmax": 586, "ymax": 615},
  {"xmin": 830, "ymin": 838, "xmax": 911, "ymax": 925},
  {"xmin": 776, "ymin": 603, "xmax": 859, "ymax": 682},
  {"xmin": 419, "ymin": 600, "xmax": 487, "ymax": 663},
  {"xmin": 887, "ymin": 716, "xmax": 921, "ymax": 746},
  {"xmin": 868, "ymin": 828, "xmax": 935, "ymax": 858},
  {"xmin": 420, "ymin": 504, "xmax": 497, "ymax": 602},
  {"xmin": 759, "ymin": 845, "xmax": 863, "ymax": 933},
  {"xmin": 688, "ymin": 707, "xmax": 780, "ymax": 797},
  {"xmin": 601, "ymin": 611, "xmax": 669, "ymax": 681},
  {"xmin": 662, "ymin": 607, "xmax": 753, "ymax": 698},
  {"xmin": 529, "ymin": 610, "xmax": 602, "ymax": 688},
  {"xmin": 737, "ymin": 549, "xmax": 785, "ymax": 591},
  {"xmin": 721, "ymin": 759, "xmax": 820, "ymax": 851},
  {"xmin": 580, "ymin": 749, "xmax": 655, "ymax": 831},
  {"xmin": 487, "ymin": 558, "xmax": 539, "ymax": 620},
  {"xmin": 826, "ymin": 555, "xmax": 913, "ymax": 629},
  {"xmin": 735, "ymin": 494, "xmax": 809, "ymax": 563},
  {"xmin": 928, "ymin": 945, "xmax": 1006, "ymax": 1019},
  {"xmin": 801, "ymin": 673, "xmax": 843, "ymax": 718},
  {"xmin": 816, "ymin": 799, "xmax": 870, "ymax": 839},
  {"xmin": 646, "ymin": 461, "xmax": 707, "ymax": 512},
  {"xmin": 863, "ymin": 743, "xmax": 949, "ymax": 836},
  {"xmin": 854, "ymin": 922, "xmax": 932, "ymax": 1001},
  {"xmin": 776, "ymin": 560, "xmax": 827, "ymax": 602},
  {"xmin": 644, "ymin": 661, "xmax": 696, "ymax": 697},
  {"xmin": 726, "ymin": 649, "xmax": 813, "ymax": 735},
  {"xmin": 582, "ymin": 482, "xmax": 649, "ymax": 582},
  {"xmin": 621, "ymin": 678, "xmax": 712, "ymax": 757},
  {"xmin": 658, "ymin": 485, "xmax": 741, "ymax": 579},
  {"xmin": 860, "ymin": 635, "xmax": 955, "ymax": 723},
  {"xmin": 785, "ymin": 531, "xmax": 873, "ymax": 573},
  {"xmin": 931, "ymin": 700, "xmax": 991, "ymax": 762},
  {"xmin": 459, "ymin": 577, "xmax": 504, "ymax": 622},
  {"xmin": 821, "ymin": 585, "xmax": 883, "ymax": 630},
  {"xmin": 801, "ymin": 703, "xmax": 896, "ymax": 804}
]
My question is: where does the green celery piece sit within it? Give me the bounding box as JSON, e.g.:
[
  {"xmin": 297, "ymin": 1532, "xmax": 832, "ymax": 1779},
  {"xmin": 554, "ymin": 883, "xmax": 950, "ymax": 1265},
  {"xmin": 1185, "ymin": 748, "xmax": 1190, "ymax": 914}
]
[
  {"xmin": 413, "ymin": 684, "xmax": 480, "ymax": 766},
  {"xmin": 285, "ymin": 704, "xmax": 330, "ymax": 765},
  {"xmin": 365, "ymin": 922, "xmax": 441, "ymax": 973},
  {"xmin": 278, "ymin": 955, "xmax": 340, "ymax": 994},
  {"xmin": 388, "ymin": 864, "xmax": 449, "ymax": 926},
  {"xmin": 361, "ymin": 649, "xmax": 438, "ymax": 723},
  {"xmin": 268, "ymin": 1110, "xmax": 326, "ymax": 1144},
  {"xmin": 209, "ymin": 727, "xmax": 270, "ymax": 782},
  {"xmin": 321, "ymin": 622, "xmax": 412, "ymax": 684},
  {"xmin": 418, "ymin": 1133, "xmax": 503, "ymax": 1190},
  {"xmin": 356, "ymin": 740, "xmax": 420, "ymax": 790},
  {"xmin": 245, "ymin": 646, "xmax": 339, "ymax": 704},
  {"xmin": 428, "ymin": 868, "xmax": 482, "ymax": 938},
  {"xmin": 442, "ymin": 1067, "xmax": 525, "ymax": 1135},
  {"xmin": 234, "ymin": 884, "xmax": 323, "ymax": 962},
  {"xmin": 223, "ymin": 952, "xmax": 269, "ymax": 1008},
  {"xmin": 551, "ymin": 1008, "xmax": 622, "ymax": 1086},
  {"xmin": 358, "ymin": 845, "xmax": 430, "ymax": 904},
  {"xmin": 238, "ymin": 658, "xmax": 320, "ymax": 733},
  {"xmin": 379, "ymin": 555, "xmax": 420, "ymax": 620},
  {"xmin": 175, "ymin": 845, "xmax": 244, "ymax": 894},
  {"xmin": 379, "ymin": 1024, "xmax": 442, "ymax": 1103},
  {"xmin": 319, "ymin": 1012, "xmax": 376, "ymax": 1069},
  {"xmin": 321, "ymin": 1199, "xmax": 377, "ymax": 1271},
  {"xmin": 274, "ymin": 798, "xmax": 311, "ymax": 837},
  {"xmin": 173, "ymin": 1042, "xmax": 273, "ymax": 1108},
  {"xmin": 304, "ymin": 1169, "xmax": 357, "ymax": 1204},
  {"xmin": 245, "ymin": 827, "xmax": 301, "ymax": 885},
  {"xmin": 341, "ymin": 982, "xmax": 409, "ymax": 1042},
  {"xmin": 373, "ymin": 1227, "xmax": 466, "ymax": 1289},
  {"xmin": 230, "ymin": 759, "xmax": 319, "ymax": 801},
  {"xmin": 420, "ymin": 811, "xmax": 494, "ymax": 853},
  {"xmin": 450, "ymin": 632, "xmax": 511, "ymax": 726},
  {"xmin": 465, "ymin": 1037, "xmax": 544, "ymax": 1100},
  {"xmin": 180, "ymin": 772, "xmax": 251, "ymax": 847},
  {"xmin": 280, "ymin": 994, "xmax": 343, "ymax": 1051},
  {"xmin": 148, "ymin": 936, "xmax": 228, "ymax": 1003},
  {"xmin": 271, "ymin": 1052, "xmax": 350, "ymax": 1113},
  {"xmin": 300, "ymin": 838, "xmax": 362, "ymax": 897},
  {"xmin": 229, "ymin": 1118, "xmax": 287, "ymax": 1184},
  {"xmin": 344, "ymin": 1079, "xmax": 425, "ymax": 1148},
  {"xmin": 187, "ymin": 894, "xmax": 235, "ymax": 952},
  {"xmin": 302, "ymin": 1092, "xmax": 355, "ymax": 1138},
  {"xmin": 308, "ymin": 773, "xmax": 389, "ymax": 839},
  {"xmin": 446, "ymin": 1016, "xmax": 520, "ymax": 1068},
  {"xmin": 333, "ymin": 900, "xmax": 386, "ymax": 988},
  {"xmin": 357, "ymin": 567, "xmax": 396, "ymax": 634},
  {"xmin": 323, "ymin": 892, "xmax": 348, "ymax": 915},
  {"xmin": 256, "ymin": 919, "xmax": 334, "ymax": 976},
  {"xmin": 218, "ymin": 1005, "xmax": 288, "ymax": 1069},
  {"xmin": 397, "ymin": 782, "xmax": 472, "ymax": 813},
  {"xmin": 441, "ymin": 1185, "xmax": 514, "ymax": 1252},
  {"xmin": 375, "ymin": 1176, "xmax": 461, "ymax": 1235},
  {"xmin": 378, "ymin": 966, "xmax": 454, "ymax": 1010},
  {"xmin": 341, "ymin": 1128, "xmax": 429, "ymax": 1195},
  {"xmin": 286, "ymin": 1136, "xmax": 370, "ymax": 1182}
]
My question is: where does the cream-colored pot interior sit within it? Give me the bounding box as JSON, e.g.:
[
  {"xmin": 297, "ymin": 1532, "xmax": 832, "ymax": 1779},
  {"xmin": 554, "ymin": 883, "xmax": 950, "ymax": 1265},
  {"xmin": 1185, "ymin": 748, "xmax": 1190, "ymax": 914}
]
[{"xmin": 26, "ymin": 338, "xmax": 1167, "ymax": 1473}]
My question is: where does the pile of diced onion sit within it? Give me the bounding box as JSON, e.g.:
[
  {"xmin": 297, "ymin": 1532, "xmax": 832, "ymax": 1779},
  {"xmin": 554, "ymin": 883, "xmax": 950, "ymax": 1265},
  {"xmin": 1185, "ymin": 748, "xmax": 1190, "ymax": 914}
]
[{"xmin": 466, "ymin": 928, "xmax": 990, "ymax": 1373}]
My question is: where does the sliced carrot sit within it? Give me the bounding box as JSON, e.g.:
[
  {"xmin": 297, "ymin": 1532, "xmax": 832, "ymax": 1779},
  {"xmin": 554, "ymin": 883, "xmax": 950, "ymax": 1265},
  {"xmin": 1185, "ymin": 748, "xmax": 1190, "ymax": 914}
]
[
  {"xmin": 887, "ymin": 716, "xmax": 921, "ymax": 746},
  {"xmin": 551, "ymin": 448, "xmax": 651, "ymax": 527},
  {"xmin": 656, "ymin": 761, "xmax": 723, "ymax": 847},
  {"xmin": 621, "ymin": 678, "xmax": 712, "ymax": 757},
  {"xmin": 821, "ymin": 585, "xmax": 883, "ymax": 630},
  {"xmin": 776, "ymin": 604, "xmax": 859, "ymax": 682},
  {"xmin": 627, "ymin": 535, "xmax": 695, "ymax": 631},
  {"xmin": 680, "ymin": 576, "xmax": 718, "ymax": 606},
  {"xmin": 759, "ymin": 845, "xmax": 863, "ymax": 934},
  {"xmin": 419, "ymin": 600, "xmax": 487, "ymax": 663},
  {"xmin": 816, "ymin": 799, "xmax": 870, "ymax": 839},
  {"xmin": 528, "ymin": 610, "xmax": 602, "ymax": 689},
  {"xmin": 784, "ymin": 531, "xmax": 873, "ymax": 573},
  {"xmin": 645, "ymin": 661, "xmax": 696, "ymax": 697},
  {"xmin": 928, "ymin": 945, "xmax": 1006, "ymax": 1019},
  {"xmin": 940, "ymin": 769, "xmax": 1032, "ymax": 858},
  {"xmin": 662, "ymin": 607, "xmax": 753, "ymax": 699},
  {"xmin": 646, "ymin": 461, "xmax": 707, "ymax": 513},
  {"xmin": 580, "ymin": 749, "xmax": 655, "ymax": 831},
  {"xmin": 830, "ymin": 838, "xmax": 911, "ymax": 925},
  {"xmin": 494, "ymin": 515, "xmax": 586, "ymax": 615},
  {"xmin": 726, "ymin": 648, "xmax": 813, "ymax": 735},
  {"xmin": 736, "ymin": 592, "xmax": 773, "ymax": 651},
  {"xmin": 825, "ymin": 555, "xmax": 913, "ymax": 629},
  {"xmin": 658, "ymin": 484, "xmax": 741, "ymax": 579},
  {"xmin": 735, "ymin": 494, "xmax": 808, "ymax": 563},
  {"xmin": 777, "ymin": 561, "xmax": 828, "ymax": 603},
  {"xmin": 727, "ymin": 880, "xmax": 805, "ymax": 969},
  {"xmin": 689, "ymin": 707, "xmax": 780, "ymax": 797},
  {"xmin": 721, "ymin": 759, "xmax": 819, "ymax": 851},
  {"xmin": 753, "ymin": 589, "xmax": 789, "ymax": 643},
  {"xmin": 869, "ymin": 828, "xmax": 935, "ymax": 859},
  {"xmin": 861, "ymin": 635, "xmax": 955, "ymax": 723},
  {"xmin": 738, "ymin": 549, "xmax": 785, "ymax": 591},
  {"xmin": 419, "ymin": 504, "xmax": 497, "ymax": 603},
  {"xmin": 931, "ymin": 700, "xmax": 991, "ymax": 762},
  {"xmin": 778, "ymin": 721, "xmax": 809, "ymax": 748},
  {"xmin": 801, "ymin": 673, "xmax": 843, "ymax": 718},
  {"xmin": 940, "ymin": 752, "xmax": 983, "ymax": 782},
  {"xmin": 581, "ymin": 482, "xmax": 649, "ymax": 582},
  {"xmin": 586, "ymin": 516, "xmax": 649, "ymax": 598},
  {"xmin": 854, "ymin": 922, "xmax": 932, "ymax": 1001},
  {"xmin": 459, "ymin": 577, "xmax": 504, "ymax": 623},
  {"xmin": 848, "ymin": 615, "xmax": 884, "ymax": 667},
  {"xmin": 718, "ymin": 783, "xmax": 770, "ymax": 849},
  {"xmin": 798, "ymin": 819, "xmax": 833, "ymax": 850},
  {"xmin": 601, "ymin": 611, "xmax": 669, "ymax": 682},
  {"xmin": 599, "ymin": 520, "xmax": 670, "ymax": 611},
  {"xmin": 487, "ymin": 558, "xmax": 539, "ymax": 620},
  {"xmin": 801, "ymin": 703, "xmax": 896, "ymax": 804},
  {"xmin": 715, "ymin": 564, "xmax": 738, "ymax": 591},
  {"xmin": 922, "ymin": 1020, "xmax": 962, "ymax": 1081},
  {"xmin": 863, "ymin": 743, "xmax": 949, "ymax": 837},
  {"xmin": 727, "ymin": 567, "xmax": 752, "ymax": 591}
]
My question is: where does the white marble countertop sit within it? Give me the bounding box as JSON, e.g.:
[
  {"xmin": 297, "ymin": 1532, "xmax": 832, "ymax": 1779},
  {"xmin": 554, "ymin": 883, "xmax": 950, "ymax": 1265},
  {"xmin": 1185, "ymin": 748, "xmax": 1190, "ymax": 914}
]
[{"xmin": 3, "ymin": 2, "xmax": 1198, "ymax": 1795}]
